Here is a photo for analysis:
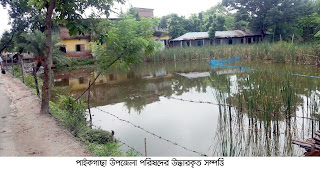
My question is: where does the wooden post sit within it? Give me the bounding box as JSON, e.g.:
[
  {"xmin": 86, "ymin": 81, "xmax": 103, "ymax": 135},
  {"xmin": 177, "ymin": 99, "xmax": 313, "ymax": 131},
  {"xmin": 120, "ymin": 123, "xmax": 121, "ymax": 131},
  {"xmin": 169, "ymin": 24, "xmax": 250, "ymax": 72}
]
[
  {"xmin": 20, "ymin": 55, "xmax": 25, "ymax": 83},
  {"xmin": 144, "ymin": 138, "xmax": 147, "ymax": 157},
  {"xmin": 11, "ymin": 55, "xmax": 14, "ymax": 76},
  {"xmin": 32, "ymin": 66, "xmax": 40, "ymax": 97},
  {"xmin": 5, "ymin": 55, "xmax": 8, "ymax": 71},
  {"xmin": 292, "ymin": 34, "xmax": 294, "ymax": 44},
  {"xmin": 88, "ymin": 80, "xmax": 93, "ymax": 128}
]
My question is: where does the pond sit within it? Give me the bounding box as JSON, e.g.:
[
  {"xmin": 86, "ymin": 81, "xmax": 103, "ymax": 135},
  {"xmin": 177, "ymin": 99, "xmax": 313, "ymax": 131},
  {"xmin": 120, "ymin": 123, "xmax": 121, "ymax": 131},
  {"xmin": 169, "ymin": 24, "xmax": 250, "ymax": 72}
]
[{"xmin": 51, "ymin": 60, "xmax": 320, "ymax": 156}]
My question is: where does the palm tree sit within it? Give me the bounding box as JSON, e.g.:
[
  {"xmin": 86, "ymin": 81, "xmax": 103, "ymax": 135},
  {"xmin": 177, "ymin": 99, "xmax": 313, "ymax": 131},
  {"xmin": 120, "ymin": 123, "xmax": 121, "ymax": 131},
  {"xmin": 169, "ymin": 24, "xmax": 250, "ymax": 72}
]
[{"xmin": 16, "ymin": 30, "xmax": 71, "ymax": 71}]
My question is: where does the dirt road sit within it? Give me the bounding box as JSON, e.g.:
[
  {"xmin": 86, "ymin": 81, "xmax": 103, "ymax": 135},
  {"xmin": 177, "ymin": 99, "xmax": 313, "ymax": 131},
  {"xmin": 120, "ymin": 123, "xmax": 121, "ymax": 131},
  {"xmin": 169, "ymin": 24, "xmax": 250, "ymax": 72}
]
[{"xmin": 0, "ymin": 74, "xmax": 91, "ymax": 156}]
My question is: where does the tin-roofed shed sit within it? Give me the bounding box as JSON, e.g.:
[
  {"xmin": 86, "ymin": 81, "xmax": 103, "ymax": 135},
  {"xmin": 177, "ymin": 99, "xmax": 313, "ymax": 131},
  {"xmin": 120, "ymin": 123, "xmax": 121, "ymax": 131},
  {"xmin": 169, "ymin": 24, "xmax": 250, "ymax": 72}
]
[
  {"xmin": 215, "ymin": 30, "xmax": 262, "ymax": 45},
  {"xmin": 169, "ymin": 32, "xmax": 211, "ymax": 47},
  {"xmin": 169, "ymin": 30, "xmax": 263, "ymax": 47}
]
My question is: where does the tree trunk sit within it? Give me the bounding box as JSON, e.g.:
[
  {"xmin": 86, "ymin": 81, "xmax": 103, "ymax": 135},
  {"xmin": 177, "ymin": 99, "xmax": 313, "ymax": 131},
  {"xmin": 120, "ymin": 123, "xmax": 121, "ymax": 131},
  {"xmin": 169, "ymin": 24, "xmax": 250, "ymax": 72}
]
[{"xmin": 40, "ymin": 0, "xmax": 56, "ymax": 114}]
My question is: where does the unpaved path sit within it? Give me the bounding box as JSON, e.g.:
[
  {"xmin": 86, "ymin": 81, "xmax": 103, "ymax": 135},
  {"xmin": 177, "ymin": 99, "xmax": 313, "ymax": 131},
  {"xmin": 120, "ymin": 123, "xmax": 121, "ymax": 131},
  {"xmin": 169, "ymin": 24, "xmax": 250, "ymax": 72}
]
[{"xmin": 0, "ymin": 73, "xmax": 91, "ymax": 156}]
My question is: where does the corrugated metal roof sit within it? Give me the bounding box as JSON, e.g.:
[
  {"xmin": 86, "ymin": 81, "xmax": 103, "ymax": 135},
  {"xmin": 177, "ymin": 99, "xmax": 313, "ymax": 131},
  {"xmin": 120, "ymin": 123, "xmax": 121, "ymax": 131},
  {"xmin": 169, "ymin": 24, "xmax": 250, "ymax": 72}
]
[
  {"xmin": 215, "ymin": 30, "xmax": 261, "ymax": 38},
  {"xmin": 172, "ymin": 32, "xmax": 209, "ymax": 41},
  {"xmin": 171, "ymin": 30, "xmax": 261, "ymax": 41}
]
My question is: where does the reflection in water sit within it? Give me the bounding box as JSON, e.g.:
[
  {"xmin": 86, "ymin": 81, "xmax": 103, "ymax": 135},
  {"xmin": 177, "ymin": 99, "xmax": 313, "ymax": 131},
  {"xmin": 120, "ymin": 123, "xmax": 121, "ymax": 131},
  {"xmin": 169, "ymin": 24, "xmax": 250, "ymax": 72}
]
[{"xmin": 52, "ymin": 60, "xmax": 320, "ymax": 156}]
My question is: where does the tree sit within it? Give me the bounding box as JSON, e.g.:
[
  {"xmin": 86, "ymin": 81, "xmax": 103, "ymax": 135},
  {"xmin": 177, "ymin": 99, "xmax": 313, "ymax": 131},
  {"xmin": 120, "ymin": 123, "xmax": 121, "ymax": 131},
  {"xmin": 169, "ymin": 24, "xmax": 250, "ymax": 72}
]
[
  {"xmin": 90, "ymin": 14, "xmax": 160, "ymax": 72},
  {"xmin": 222, "ymin": 0, "xmax": 313, "ymax": 37},
  {"xmin": 167, "ymin": 14, "xmax": 187, "ymax": 39},
  {"xmin": 1, "ymin": 0, "xmax": 124, "ymax": 114},
  {"xmin": 128, "ymin": 7, "xmax": 141, "ymax": 21},
  {"xmin": 0, "ymin": 31, "xmax": 15, "ymax": 54},
  {"xmin": 16, "ymin": 30, "xmax": 70, "ymax": 66}
]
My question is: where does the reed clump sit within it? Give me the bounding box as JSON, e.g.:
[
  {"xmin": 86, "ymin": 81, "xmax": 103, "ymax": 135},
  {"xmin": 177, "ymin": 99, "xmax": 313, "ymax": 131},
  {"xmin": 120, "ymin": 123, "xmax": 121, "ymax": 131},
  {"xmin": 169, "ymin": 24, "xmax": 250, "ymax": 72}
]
[{"xmin": 149, "ymin": 42, "xmax": 318, "ymax": 65}]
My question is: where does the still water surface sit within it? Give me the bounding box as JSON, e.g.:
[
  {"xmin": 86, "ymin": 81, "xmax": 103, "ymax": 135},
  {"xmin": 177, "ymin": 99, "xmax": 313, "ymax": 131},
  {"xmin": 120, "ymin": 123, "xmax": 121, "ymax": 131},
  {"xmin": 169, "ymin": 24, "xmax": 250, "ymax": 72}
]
[{"xmin": 52, "ymin": 60, "xmax": 320, "ymax": 156}]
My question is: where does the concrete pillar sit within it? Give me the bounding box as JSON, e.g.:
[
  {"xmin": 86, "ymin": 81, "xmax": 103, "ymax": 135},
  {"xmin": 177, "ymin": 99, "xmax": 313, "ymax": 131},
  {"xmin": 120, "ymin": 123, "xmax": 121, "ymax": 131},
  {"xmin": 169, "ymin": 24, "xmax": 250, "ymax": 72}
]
[
  {"xmin": 190, "ymin": 40, "xmax": 192, "ymax": 47},
  {"xmin": 180, "ymin": 41, "xmax": 182, "ymax": 47}
]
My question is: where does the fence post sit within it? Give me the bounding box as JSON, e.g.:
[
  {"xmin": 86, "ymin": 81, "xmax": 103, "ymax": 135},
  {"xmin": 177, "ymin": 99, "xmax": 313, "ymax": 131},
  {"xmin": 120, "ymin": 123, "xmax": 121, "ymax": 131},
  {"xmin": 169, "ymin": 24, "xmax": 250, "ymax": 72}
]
[
  {"xmin": 88, "ymin": 80, "xmax": 93, "ymax": 128},
  {"xmin": 5, "ymin": 55, "xmax": 8, "ymax": 71},
  {"xmin": 144, "ymin": 138, "xmax": 147, "ymax": 157},
  {"xmin": 32, "ymin": 65, "xmax": 40, "ymax": 97},
  {"xmin": 20, "ymin": 55, "xmax": 25, "ymax": 83},
  {"xmin": 11, "ymin": 55, "xmax": 14, "ymax": 76}
]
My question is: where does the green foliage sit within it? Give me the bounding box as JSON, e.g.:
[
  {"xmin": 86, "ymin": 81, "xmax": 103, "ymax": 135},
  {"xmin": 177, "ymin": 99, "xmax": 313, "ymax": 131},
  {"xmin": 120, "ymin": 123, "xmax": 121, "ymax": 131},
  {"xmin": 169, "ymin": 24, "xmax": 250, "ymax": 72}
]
[
  {"xmin": 150, "ymin": 42, "xmax": 318, "ymax": 65},
  {"xmin": 90, "ymin": 14, "xmax": 160, "ymax": 73},
  {"xmin": 222, "ymin": 0, "xmax": 314, "ymax": 38},
  {"xmin": 12, "ymin": 65, "xmax": 43, "ymax": 96},
  {"xmin": 0, "ymin": 31, "xmax": 15, "ymax": 53},
  {"xmin": 80, "ymin": 128, "xmax": 114, "ymax": 144},
  {"xmin": 159, "ymin": 3, "xmax": 234, "ymax": 39},
  {"xmin": 128, "ymin": 7, "xmax": 141, "ymax": 21},
  {"xmin": 167, "ymin": 14, "xmax": 187, "ymax": 39},
  {"xmin": 55, "ymin": 95, "xmax": 87, "ymax": 136},
  {"xmin": 70, "ymin": 58, "xmax": 96, "ymax": 66},
  {"xmin": 18, "ymin": 30, "xmax": 71, "ymax": 66},
  {"xmin": 49, "ymin": 97, "xmax": 138, "ymax": 157}
]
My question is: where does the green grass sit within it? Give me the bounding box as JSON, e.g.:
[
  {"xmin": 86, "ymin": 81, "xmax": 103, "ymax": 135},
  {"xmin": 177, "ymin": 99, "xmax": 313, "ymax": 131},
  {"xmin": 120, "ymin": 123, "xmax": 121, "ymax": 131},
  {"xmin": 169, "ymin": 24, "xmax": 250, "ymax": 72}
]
[
  {"xmin": 49, "ymin": 95, "xmax": 139, "ymax": 156},
  {"xmin": 11, "ymin": 65, "xmax": 43, "ymax": 96}
]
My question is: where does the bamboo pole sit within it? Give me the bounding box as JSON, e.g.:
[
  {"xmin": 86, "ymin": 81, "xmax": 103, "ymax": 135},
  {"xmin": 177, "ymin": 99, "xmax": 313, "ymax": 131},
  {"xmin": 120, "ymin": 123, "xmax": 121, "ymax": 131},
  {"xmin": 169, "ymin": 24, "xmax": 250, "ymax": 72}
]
[
  {"xmin": 20, "ymin": 55, "xmax": 25, "ymax": 83},
  {"xmin": 5, "ymin": 55, "xmax": 8, "ymax": 71},
  {"xmin": 33, "ymin": 65, "xmax": 40, "ymax": 97},
  {"xmin": 144, "ymin": 138, "xmax": 147, "ymax": 157},
  {"xmin": 88, "ymin": 80, "xmax": 92, "ymax": 128},
  {"xmin": 11, "ymin": 55, "xmax": 14, "ymax": 76}
]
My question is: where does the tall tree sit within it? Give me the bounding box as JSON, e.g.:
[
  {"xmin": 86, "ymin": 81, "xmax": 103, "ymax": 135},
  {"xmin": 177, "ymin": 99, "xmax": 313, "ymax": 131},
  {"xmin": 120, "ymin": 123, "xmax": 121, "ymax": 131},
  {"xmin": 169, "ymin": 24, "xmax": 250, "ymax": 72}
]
[
  {"xmin": 167, "ymin": 14, "xmax": 187, "ymax": 39},
  {"xmin": 222, "ymin": 0, "xmax": 313, "ymax": 36}
]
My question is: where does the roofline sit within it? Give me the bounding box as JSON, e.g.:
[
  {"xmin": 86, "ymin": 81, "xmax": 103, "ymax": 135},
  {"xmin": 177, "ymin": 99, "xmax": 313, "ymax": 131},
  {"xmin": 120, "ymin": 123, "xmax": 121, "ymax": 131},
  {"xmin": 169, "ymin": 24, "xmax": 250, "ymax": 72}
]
[{"xmin": 134, "ymin": 7, "xmax": 154, "ymax": 10}]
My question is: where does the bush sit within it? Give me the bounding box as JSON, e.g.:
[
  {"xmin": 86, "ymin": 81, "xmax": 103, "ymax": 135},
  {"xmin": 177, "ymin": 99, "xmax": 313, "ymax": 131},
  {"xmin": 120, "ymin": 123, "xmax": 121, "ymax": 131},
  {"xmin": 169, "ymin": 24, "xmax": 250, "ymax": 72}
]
[{"xmin": 80, "ymin": 128, "xmax": 114, "ymax": 144}]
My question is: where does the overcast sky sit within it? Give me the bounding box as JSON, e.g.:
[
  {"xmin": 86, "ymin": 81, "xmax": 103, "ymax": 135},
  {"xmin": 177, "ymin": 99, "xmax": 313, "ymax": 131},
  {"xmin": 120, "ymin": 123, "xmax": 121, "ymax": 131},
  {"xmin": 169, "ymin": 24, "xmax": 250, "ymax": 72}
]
[{"xmin": 0, "ymin": 0, "xmax": 221, "ymax": 37}]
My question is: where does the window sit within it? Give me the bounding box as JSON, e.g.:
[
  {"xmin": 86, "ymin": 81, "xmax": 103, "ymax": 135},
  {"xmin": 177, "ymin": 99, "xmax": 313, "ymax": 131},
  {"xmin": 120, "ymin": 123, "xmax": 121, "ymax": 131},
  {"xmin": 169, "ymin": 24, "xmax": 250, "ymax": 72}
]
[
  {"xmin": 228, "ymin": 39, "xmax": 233, "ymax": 45},
  {"xmin": 79, "ymin": 77, "xmax": 85, "ymax": 84},
  {"xmin": 247, "ymin": 38, "xmax": 252, "ymax": 44},
  {"xmin": 241, "ymin": 38, "xmax": 244, "ymax": 44},
  {"xmin": 197, "ymin": 40, "xmax": 203, "ymax": 46},
  {"xmin": 59, "ymin": 46, "xmax": 66, "ymax": 53},
  {"xmin": 76, "ymin": 44, "xmax": 85, "ymax": 52}
]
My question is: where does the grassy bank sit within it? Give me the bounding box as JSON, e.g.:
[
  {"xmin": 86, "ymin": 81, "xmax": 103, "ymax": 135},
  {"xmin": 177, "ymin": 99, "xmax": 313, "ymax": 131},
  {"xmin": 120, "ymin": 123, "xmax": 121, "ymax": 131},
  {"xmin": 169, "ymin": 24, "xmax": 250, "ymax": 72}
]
[
  {"xmin": 50, "ymin": 95, "xmax": 138, "ymax": 156},
  {"xmin": 150, "ymin": 42, "xmax": 319, "ymax": 65},
  {"xmin": 10, "ymin": 64, "xmax": 136, "ymax": 156}
]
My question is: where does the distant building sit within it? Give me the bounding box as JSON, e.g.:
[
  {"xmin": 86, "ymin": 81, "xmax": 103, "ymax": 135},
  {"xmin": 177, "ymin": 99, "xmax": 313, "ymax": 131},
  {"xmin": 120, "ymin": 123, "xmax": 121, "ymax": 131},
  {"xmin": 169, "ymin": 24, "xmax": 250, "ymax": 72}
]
[
  {"xmin": 134, "ymin": 7, "xmax": 169, "ymax": 48},
  {"xmin": 56, "ymin": 25, "xmax": 92, "ymax": 59},
  {"xmin": 134, "ymin": 7, "xmax": 154, "ymax": 18},
  {"xmin": 56, "ymin": 7, "xmax": 169, "ymax": 59},
  {"xmin": 215, "ymin": 30, "xmax": 262, "ymax": 45},
  {"xmin": 169, "ymin": 30, "xmax": 263, "ymax": 47},
  {"xmin": 169, "ymin": 32, "xmax": 211, "ymax": 47}
]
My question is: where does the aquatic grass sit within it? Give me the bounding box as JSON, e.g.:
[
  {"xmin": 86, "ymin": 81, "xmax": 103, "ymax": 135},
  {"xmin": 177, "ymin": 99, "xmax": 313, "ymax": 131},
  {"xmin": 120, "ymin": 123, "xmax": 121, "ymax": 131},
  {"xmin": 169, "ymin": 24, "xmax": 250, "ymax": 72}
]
[{"xmin": 149, "ymin": 42, "xmax": 319, "ymax": 65}]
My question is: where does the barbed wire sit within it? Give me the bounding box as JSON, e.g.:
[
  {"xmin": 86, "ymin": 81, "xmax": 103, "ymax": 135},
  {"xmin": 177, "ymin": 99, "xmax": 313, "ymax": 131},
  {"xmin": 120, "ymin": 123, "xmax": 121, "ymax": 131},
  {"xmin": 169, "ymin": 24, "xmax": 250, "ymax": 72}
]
[
  {"xmin": 113, "ymin": 85, "xmax": 320, "ymax": 122},
  {"xmin": 95, "ymin": 107, "xmax": 208, "ymax": 156},
  {"xmin": 115, "ymin": 138, "xmax": 144, "ymax": 156}
]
